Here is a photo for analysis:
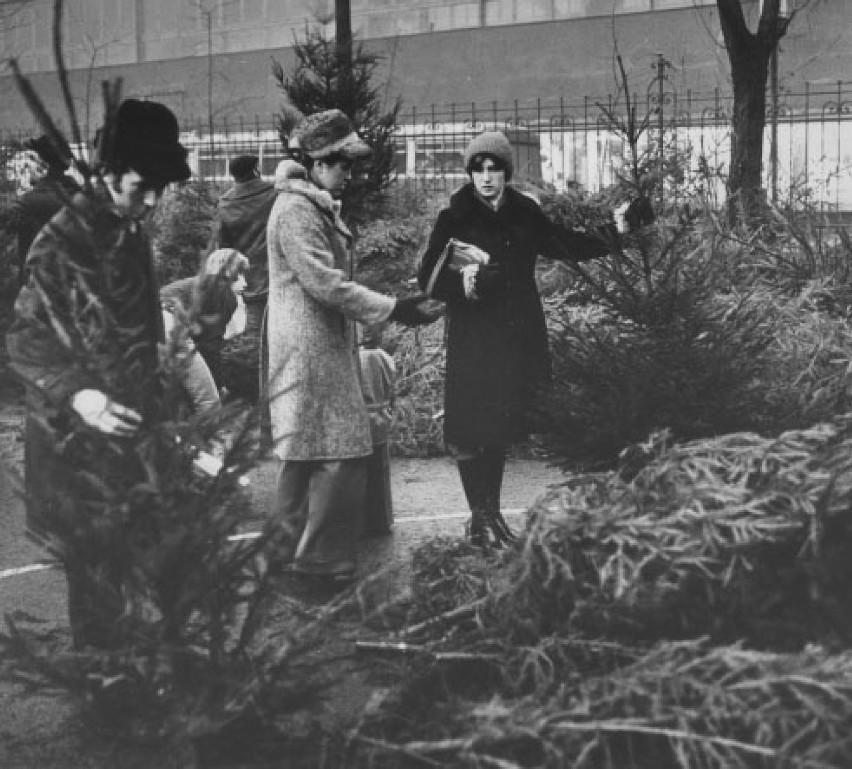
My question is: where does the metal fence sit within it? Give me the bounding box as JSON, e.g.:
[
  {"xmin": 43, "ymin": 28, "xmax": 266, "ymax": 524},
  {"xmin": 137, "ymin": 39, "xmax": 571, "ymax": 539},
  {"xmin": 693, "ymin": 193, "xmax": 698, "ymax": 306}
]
[
  {"xmin": 3, "ymin": 75, "xmax": 852, "ymax": 214},
  {"xmin": 387, "ymin": 76, "xmax": 852, "ymax": 214}
]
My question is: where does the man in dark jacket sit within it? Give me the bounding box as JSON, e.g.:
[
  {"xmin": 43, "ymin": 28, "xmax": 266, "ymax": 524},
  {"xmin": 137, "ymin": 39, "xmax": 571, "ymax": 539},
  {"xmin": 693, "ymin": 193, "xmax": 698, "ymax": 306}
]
[
  {"xmin": 212, "ymin": 154, "xmax": 277, "ymax": 428},
  {"xmin": 10, "ymin": 135, "xmax": 80, "ymax": 286},
  {"xmin": 214, "ymin": 154, "xmax": 276, "ymax": 306},
  {"xmin": 6, "ymin": 99, "xmax": 191, "ymax": 648}
]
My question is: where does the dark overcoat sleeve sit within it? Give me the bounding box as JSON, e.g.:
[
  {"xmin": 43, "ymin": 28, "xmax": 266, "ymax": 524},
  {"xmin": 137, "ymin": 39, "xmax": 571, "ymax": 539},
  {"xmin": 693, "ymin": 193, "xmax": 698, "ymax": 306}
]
[{"xmin": 535, "ymin": 206, "xmax": 612, "ymax": 263}]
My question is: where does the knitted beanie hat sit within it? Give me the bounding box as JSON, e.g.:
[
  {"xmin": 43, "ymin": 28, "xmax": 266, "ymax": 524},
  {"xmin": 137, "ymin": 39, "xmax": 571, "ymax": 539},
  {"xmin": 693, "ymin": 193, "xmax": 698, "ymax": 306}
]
[
  {"xmin": 291, "ymin": 109, "xmax": 371, "ymax": 160},
  {"xmin": 463, "ymin": 131, "xmax": 514, "ymax": 181}
]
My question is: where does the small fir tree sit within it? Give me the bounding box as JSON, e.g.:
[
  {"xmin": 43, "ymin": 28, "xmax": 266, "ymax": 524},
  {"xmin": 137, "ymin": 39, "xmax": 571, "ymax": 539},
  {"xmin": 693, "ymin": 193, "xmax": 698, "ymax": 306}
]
[{"xmin": 271, "ymin": 26, "xmax": 401, "ymax": 224}]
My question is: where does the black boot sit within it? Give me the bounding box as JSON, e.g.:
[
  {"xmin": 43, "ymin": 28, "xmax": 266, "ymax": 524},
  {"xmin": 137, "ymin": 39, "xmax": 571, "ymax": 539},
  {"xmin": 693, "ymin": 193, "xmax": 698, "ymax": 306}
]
[
  {"xmin": 467, "ymin": 509, "xmax": 488, "ymax": 548},
  {"xmin": 480, "ymin": 447, "xmax": 516, "ymax": 547},
  {"xmin": 458, "ymin": 457, "xmax": 488, "ymax": 547},
  {"xmin": 458, "ymin": 452, "xmax": 515, "ymax": 549}
]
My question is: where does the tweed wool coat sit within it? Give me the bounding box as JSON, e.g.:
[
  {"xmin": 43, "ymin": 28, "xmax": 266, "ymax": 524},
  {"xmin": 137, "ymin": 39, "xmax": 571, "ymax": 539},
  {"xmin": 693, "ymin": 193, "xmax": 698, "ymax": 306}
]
[
  {"xmin": 266, "ymin": 165, "xmax": 395, "ymax": 460},
  {"xmin": 417, "ymin": 182, "xmax": 609, "ymax": 448}
]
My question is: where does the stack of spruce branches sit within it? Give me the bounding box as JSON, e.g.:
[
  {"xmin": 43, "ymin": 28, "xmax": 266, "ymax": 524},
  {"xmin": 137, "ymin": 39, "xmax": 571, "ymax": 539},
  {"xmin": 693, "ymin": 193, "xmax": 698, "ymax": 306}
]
[
  {"xmin": 350, "ymin": 416, "xmax": 852, "ymax": 768},
  {"xmin": 357, "ymin": 640, "xmax": 852, "ymax": 769},
  {"xmin": 387, "ymin": 319, "xmax": 447, "ymax": 457}
]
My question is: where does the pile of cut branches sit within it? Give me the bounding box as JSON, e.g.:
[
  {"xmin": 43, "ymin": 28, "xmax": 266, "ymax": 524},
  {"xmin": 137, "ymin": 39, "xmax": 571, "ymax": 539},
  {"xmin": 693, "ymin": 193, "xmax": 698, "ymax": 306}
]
[
  {"xmin": 350, "ymin": 416, "xmax": 852, "ymax": 767},
  {"xmin": 387, "ymin": 319, "xmax": 447, "ymax": 456},
  {"xmin": 356, "ymin": 640, "xmax": 852, "ymax": 769}
]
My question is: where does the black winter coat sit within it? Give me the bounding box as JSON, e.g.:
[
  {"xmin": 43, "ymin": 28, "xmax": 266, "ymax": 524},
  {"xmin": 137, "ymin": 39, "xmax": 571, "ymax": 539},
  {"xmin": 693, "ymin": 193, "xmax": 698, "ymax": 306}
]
[
  {"xmin": 10, "ymin": 173, "xmax": 80, "ymax": 284},
  {"xmin": 417, "ymin": 183, "xmax": 608, "ymax": 448},
  {"xmin": 7, "ymin": 191, "xmax": 164, "ymax": 538}
]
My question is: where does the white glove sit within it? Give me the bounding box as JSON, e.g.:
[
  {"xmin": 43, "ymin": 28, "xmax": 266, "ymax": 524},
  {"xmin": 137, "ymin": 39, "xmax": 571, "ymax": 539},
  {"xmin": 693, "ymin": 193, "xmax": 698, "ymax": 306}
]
[{"xmin": 70, "ymin": 389, "xmax": 142, "ymax": 436}]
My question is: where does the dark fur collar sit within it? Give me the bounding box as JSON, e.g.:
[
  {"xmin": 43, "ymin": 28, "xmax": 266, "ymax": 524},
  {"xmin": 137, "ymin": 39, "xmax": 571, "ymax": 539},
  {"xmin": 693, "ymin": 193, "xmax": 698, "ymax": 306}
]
[{"xmin": 447, "ymin": 182, "xmax": 540, "ymax": 220}]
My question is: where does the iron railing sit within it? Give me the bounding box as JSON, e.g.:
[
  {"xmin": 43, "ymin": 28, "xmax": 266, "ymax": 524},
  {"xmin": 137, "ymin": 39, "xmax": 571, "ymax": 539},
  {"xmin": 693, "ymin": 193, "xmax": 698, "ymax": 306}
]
[{"xmin": 2, "ymin": 78, "xmax": 852, "ymax": 214}]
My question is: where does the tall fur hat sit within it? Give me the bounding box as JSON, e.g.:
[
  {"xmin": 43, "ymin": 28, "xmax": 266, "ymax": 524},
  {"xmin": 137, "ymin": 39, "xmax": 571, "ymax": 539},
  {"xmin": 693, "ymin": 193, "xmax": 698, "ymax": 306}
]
[
  {"xmin": 291, "ymin": 109, "xmax": 371, "ymax": 160},
  {"xmin": 463, "ymin": 131, "xmax": 514, "ymax": 181},
  {"xmin": 104, "ymin": 99, "xmax": 191, "ymax": 183}
]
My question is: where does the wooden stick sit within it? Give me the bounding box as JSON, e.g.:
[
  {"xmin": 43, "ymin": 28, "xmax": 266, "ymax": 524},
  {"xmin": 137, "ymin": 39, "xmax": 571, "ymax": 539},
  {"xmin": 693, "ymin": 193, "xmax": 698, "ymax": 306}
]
[
  {"xmin": 398, "ymin": 599, "xmax": 484, "ymax": 639},
  {"xmin": 355, "ymin": 640, "xmax": 426, "ymax": 655},
  {"xmin": 546, "ymin": 720, "xmax": 777, "ymax": 757},
  {"xmin": 351, "ymin": 735, "xmax": 444, "ymax": 767},
  {"xmin": 354, "ymin": 640, "xmax": 500, "ymax": 664},
  {"xmin": 52, "ymin": 0, "xmax": 84, "ymax": 154}
]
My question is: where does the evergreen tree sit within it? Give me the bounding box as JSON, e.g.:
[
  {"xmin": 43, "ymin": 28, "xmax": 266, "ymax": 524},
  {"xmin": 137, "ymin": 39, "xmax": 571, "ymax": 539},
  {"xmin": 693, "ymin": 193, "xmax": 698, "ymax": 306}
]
[{"xmin": 271, "ymin": 26, "xmax": 401, "ymax": 223}]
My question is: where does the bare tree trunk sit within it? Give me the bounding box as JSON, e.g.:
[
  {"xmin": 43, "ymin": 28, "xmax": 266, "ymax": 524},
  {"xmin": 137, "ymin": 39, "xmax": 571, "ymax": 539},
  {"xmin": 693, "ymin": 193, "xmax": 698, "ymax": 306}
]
[
  {"xmin": 727, "ymin": 38, "xmax": 771, "ymax": 223},
  {"xmin": 335, "ymin": 0, "xmax": 352, "ymax": 61},
  {"xmin": 717, "ymin": 0, "xmax": 791, "ymax": 225},
  {"xmin": 335, "ymin": 0, "xmax": 353, "ymax": 103}
]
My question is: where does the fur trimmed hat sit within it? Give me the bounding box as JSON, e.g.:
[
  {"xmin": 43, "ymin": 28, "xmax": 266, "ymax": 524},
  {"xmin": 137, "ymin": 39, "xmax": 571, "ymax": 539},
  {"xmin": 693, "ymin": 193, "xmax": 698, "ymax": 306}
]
[
  {"xmin": 291, "ymin": 109, "xmax": 371, "ymax": 160},
  {"xmin": 463, "ymin": 131, "xmax": 514, "ymax": 181},
  {"xmin": 108, "ymin": 99, "xmax": 191, "ymax": 184}
]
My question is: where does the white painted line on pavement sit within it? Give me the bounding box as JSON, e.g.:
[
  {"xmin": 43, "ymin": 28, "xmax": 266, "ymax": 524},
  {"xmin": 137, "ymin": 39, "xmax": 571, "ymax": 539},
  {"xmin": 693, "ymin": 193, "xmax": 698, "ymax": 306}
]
[
  {"xmin": 0, "ymin": 509, "xmax": 531, "ymax": 578},
  {"xmin": 227, "ymin": 508, "xmax": 528, "ymax": 541},
  {"xmin": 0, "ymin": 562, "xmax": 54, "ymax": 579},
  {"xmin": 395, "ymin": 507, "xmax": 526, "ymax": 523}
]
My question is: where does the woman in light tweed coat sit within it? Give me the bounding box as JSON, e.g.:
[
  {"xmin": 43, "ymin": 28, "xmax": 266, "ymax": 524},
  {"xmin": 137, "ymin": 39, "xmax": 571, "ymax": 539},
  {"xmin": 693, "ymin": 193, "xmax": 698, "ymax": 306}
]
[{"xmin": 266, "ymin": 109, "xmax": 438, "ymax": 589}]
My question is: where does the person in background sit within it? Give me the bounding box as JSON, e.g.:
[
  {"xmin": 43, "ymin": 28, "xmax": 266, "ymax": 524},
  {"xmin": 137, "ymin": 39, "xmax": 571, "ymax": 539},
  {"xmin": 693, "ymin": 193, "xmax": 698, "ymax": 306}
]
[
  {"xmin": 10, "ymin": 134, "xmax": 80, "ymax": 286},
  {"xmin": 358, "ymin": 321, "xmax": 396, "ymax": 536},
  {"xmin": 211, "ymin": 153, "xmax": 277, "ymax": 427},
  {"xmin": 267, "ymin": 108, "xmax": 439, "ymax": 592},
  {"xmin": 160, "ymin": 248, "xmax": 249, "ymax": 413},
  {"xmin": 6, "ymin": 99, "xmax": 191, "ymax": 648},
  {"xmin": 418, "ymin": 130, "xmax": 647, "ymax": 549},
  {"xmin": 214, "ymin": 154, "xmax": 276, "ymax": 307}
]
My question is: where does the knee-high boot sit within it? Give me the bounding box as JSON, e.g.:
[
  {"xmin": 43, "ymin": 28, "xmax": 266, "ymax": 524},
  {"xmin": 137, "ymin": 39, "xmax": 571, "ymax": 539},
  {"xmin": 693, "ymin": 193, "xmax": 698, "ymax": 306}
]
[
  {"xmin": 480, "ymin": 447, "xmax": 516, "ymax": 545},
  {"xmin": 457, "ymin": 457, "xmax": 488, "ymax": 547},
  {"xmin": 458, "ymin": 450, "xmax": 515, "ymax": 548}
]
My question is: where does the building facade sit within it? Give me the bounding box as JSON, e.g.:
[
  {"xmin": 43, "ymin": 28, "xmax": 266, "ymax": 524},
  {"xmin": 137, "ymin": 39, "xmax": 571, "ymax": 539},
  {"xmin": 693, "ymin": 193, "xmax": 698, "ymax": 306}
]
[
  {"xmin": 2, "ymin": 1, "xmax": 720, "ymax": 73},
  {"xmin": 0, "ymin": 0, "xmax": 848, "ymax": 132}
]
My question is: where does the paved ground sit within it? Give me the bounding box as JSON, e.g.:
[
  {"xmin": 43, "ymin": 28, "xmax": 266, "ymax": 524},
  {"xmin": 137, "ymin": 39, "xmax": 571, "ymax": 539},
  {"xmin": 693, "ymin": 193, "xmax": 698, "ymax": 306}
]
[
  {"xmin": 0, "ymin": 432, "xmax": 567, "ymax": 769},
  {"xmin": 1, "ymin": 452, "xmax": 567, "ymax": 583}
]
